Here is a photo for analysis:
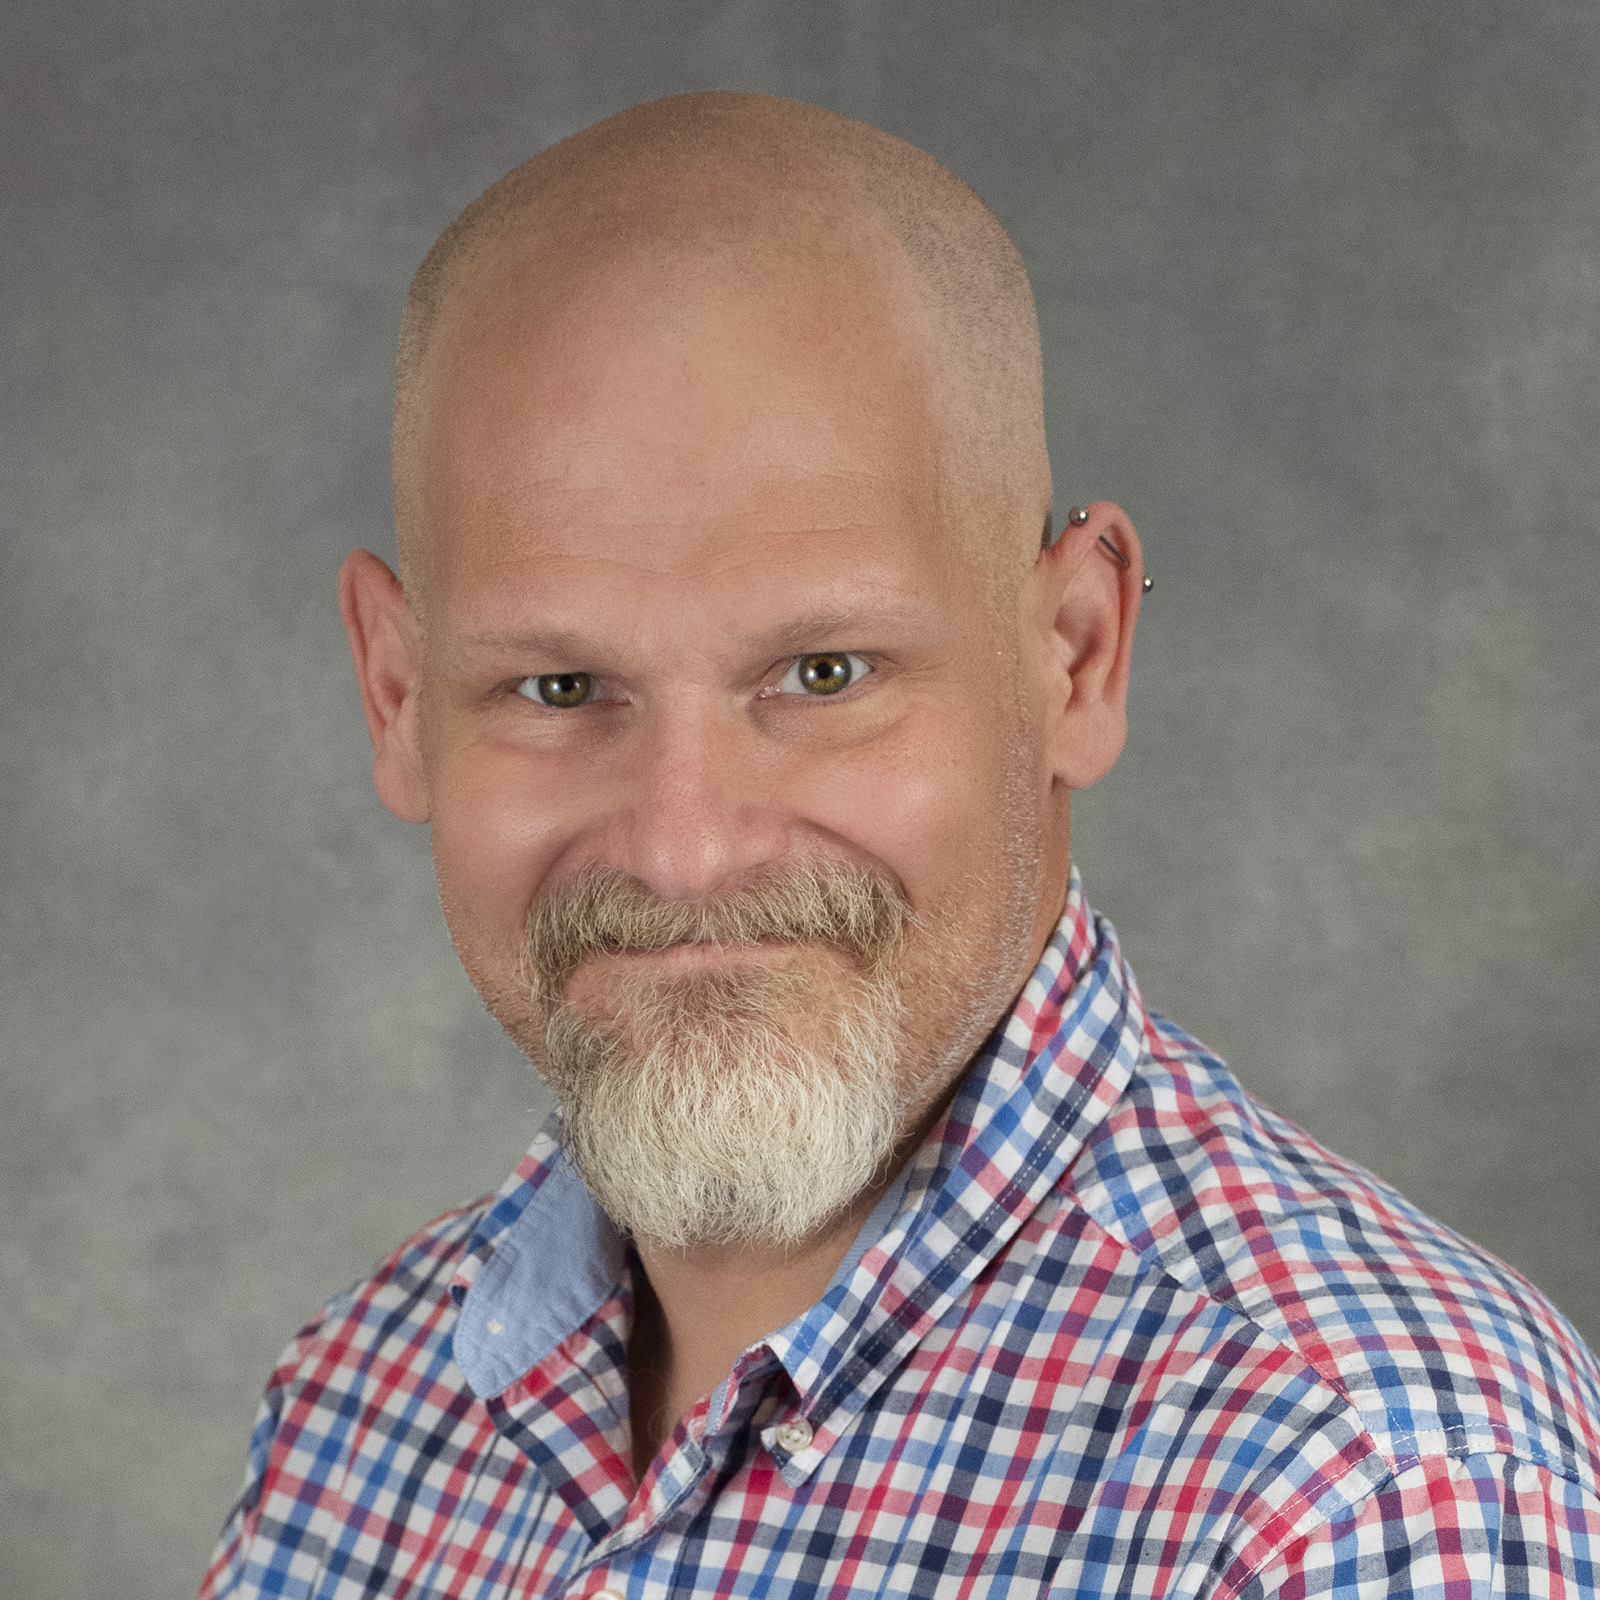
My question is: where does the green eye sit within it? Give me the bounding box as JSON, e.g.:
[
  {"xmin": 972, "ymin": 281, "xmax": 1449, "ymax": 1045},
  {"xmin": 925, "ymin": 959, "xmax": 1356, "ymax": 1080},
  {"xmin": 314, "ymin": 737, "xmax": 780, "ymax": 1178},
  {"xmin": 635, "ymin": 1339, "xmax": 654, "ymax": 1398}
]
[
  {"xmin": 524, "ymin": 672, "xmax": 593, "ymax": 708},
  {"xmin": 797, "ymin": 653, "xmax": 853, "ymax": 694},
  {"xmin": 776, "ymin": 652, "xmax": 869, "ymax": 696}
]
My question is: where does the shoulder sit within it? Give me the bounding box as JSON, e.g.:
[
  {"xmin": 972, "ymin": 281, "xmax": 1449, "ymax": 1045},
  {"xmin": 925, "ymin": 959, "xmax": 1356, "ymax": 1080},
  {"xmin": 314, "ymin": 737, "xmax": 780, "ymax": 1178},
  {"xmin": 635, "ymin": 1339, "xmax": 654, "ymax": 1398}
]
[
  {"xmin": 256, "ymin": 1193, "xmax": 494, "ymax": 1434},
  {"xmin": 199, "ymin": 1196, "xmax": 499, "ymax": 1597},
  {"xmin": 1065, "ymin": 1012, "xmax": 1600, "ymax": 1495}
]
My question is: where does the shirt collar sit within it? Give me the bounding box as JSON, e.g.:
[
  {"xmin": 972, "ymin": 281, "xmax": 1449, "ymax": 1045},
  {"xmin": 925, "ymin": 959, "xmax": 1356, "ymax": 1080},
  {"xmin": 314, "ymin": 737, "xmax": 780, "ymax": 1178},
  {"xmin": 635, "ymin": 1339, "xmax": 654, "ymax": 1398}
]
[
  {"xmin": 449, "ymin": 1136, "xmax": 626, "ymax": 1400},
  {"xmin": 450, "ymin": 867, "xmax": 1147, "ymax": 1438}
]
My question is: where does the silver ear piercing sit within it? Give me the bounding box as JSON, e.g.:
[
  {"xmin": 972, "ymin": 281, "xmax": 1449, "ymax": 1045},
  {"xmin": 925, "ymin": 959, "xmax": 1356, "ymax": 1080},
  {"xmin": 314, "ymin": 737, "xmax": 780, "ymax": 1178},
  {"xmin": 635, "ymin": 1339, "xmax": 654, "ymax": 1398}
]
[
  {"xmin": 1045, "ymin": 506, "xmax": 1154, "ymax": 594},
  {"xmin": 1107, "ymin": 539, "xmax": 1155, "ymax": 593}
]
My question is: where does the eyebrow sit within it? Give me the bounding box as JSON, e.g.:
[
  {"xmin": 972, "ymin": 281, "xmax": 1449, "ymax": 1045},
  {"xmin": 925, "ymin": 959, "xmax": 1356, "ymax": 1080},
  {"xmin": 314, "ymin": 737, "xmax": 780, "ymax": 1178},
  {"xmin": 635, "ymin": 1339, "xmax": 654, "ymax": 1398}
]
[{"xmin": 442, "ymin": 600, "xmax": 930, "ymax": 672}]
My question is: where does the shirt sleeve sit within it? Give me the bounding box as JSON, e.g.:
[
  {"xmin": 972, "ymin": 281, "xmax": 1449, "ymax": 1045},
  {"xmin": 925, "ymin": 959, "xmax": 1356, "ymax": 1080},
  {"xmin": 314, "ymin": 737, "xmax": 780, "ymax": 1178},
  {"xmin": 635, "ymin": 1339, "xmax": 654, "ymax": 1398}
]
[
  {"xmin": 1241, "ymin": 1452, "xmax": 1600, "ymax": 1599},
  {"xmin": 196, "ymin": 1388, "xmax": 281, "ymax": 1599},
  {"xmin": 195, "ymin": 1289, "xmax": 353, "ymax": 1600}
]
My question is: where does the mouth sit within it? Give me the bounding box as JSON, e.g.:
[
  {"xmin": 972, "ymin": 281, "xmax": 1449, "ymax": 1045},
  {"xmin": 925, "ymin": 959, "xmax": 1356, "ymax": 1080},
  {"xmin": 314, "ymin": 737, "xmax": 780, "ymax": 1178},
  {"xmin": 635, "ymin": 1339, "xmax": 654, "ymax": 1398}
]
[
  {"xmin": 594, "ymin": 936, "xmax": 810, "ymax": 974},
  {"xmin": 556, "ymin": 938, "xmax": 843, "ymax": 1009}
]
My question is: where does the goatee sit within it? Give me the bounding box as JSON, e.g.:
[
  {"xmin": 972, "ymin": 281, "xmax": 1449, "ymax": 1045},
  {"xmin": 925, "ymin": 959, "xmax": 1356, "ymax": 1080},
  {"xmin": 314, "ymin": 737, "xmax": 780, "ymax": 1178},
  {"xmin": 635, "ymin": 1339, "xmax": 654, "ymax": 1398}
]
[{"xmin": 520, "ymin": 863, "xmax": 914, "ymax": 1250}]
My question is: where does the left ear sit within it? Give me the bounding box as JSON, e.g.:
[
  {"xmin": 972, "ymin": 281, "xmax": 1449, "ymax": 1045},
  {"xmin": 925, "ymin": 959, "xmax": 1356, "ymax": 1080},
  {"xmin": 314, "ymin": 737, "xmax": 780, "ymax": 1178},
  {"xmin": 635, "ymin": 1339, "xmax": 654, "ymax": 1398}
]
[{"xmin": 1028, "ymin": 501, "xmax": 1144, "ymax": 789}]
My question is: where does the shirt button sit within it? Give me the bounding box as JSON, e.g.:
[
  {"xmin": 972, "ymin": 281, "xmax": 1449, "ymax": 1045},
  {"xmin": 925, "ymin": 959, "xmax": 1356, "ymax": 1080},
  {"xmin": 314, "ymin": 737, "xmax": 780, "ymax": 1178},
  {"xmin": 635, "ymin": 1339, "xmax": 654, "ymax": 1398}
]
[
  {"xmin": 773, "ymin": 1418, "xmax": 813, "ymax": 1453},
  {"xmin": 593, "ymin": 1590, "xmax": 624, "ymax": 1600}
]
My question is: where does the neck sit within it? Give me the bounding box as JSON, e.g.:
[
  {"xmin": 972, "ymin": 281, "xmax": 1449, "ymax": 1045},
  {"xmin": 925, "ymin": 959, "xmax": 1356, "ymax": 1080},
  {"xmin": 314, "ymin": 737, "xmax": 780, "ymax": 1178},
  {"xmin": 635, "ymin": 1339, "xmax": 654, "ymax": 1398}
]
[{"xmin": 626, "ymin": 1175, "xmax": 890, "ymax": 1481}]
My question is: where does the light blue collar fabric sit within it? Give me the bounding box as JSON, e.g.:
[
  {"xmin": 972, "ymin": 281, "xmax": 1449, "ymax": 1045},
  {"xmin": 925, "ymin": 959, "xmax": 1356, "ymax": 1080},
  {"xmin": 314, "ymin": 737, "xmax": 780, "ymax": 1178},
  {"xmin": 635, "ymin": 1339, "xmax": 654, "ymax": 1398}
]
[{"xmin": 452, "ymin": 1148, "xmax": 626, "ymax": 1400}]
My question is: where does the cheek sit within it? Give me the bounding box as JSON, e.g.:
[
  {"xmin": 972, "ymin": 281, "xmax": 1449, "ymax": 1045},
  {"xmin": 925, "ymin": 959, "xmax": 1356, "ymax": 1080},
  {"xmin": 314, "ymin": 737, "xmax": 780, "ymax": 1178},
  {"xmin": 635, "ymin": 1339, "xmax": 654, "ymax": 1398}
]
[
  {"xmin": 426, "ymin": 744, "xmax": 576, "ymax": 962},
  {"xmin": 806, "ymin": 702, "xmax": 1031, "ymax": 911},
  {"xmin": 821, "ymin": 703, "xmax": 1047, "ymax": 1090}
]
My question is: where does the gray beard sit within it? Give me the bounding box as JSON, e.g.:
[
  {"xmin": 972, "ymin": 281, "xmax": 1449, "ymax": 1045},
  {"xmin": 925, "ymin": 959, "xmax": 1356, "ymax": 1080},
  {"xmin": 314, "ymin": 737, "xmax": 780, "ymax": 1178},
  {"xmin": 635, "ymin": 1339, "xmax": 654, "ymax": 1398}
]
[{"xmin": 541, "ymin": 962, "xmax": 908, "ymax": 1250}]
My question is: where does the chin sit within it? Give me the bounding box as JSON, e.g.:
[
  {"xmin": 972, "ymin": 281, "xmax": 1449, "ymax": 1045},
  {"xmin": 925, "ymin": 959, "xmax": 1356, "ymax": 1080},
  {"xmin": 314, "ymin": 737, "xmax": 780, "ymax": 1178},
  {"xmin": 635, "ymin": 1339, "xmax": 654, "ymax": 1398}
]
[{"xmin": 538, "ymin": 954, "xmax": 907, "ymax": 1248}]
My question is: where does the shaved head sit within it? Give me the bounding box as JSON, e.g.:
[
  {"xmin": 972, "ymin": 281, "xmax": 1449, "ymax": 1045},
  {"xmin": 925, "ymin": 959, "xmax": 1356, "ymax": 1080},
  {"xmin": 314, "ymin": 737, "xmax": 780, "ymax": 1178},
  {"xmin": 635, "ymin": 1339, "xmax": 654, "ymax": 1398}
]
[
  {"xmin": 392, "ymin": 92, "xmax": 1051, "ymax": 615},
  {"xmin": 345, "ymin": 91, "xmax": 1142, "ymax": 1259}
]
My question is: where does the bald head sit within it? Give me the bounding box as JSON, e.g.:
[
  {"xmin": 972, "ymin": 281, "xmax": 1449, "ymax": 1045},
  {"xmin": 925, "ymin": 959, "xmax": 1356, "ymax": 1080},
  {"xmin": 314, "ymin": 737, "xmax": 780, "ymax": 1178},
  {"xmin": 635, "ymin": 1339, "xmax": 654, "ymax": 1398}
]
[{"xmin": 392, "ymin": 93, "xmax": 1051, "ymax": 613}]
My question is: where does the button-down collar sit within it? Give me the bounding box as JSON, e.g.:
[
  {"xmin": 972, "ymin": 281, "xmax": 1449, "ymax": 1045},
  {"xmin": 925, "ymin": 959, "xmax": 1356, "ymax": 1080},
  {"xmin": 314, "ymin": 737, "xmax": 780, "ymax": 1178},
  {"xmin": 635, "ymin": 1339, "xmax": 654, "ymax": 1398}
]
[{"xmin": 446, "ymin": 868, "xmax": 1143, "ymax": 1531}]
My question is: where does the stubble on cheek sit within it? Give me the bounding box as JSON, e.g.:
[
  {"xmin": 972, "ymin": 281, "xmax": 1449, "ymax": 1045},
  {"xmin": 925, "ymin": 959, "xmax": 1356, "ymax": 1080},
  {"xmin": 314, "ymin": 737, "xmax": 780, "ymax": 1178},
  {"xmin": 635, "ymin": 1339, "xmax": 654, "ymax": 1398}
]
[{"xmin": 885, "ymin": 688, "xmax": 1051, "ymax": 1106}]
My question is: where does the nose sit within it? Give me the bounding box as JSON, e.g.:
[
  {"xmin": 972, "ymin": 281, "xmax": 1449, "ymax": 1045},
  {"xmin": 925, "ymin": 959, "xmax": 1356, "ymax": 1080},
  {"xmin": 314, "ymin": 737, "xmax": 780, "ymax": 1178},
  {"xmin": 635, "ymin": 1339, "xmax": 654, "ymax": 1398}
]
[{"xmin": 603, "ymin": 694, "xmax": 791, "ymax": 901}]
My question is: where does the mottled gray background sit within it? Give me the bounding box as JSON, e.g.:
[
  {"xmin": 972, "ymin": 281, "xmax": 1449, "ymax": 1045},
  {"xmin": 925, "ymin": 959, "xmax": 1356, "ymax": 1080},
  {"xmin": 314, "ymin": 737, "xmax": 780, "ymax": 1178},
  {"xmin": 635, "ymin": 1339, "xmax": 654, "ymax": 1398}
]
[{"xmin": 4, "ymin": 2, "xmax": 1597, "ymax": 1593}]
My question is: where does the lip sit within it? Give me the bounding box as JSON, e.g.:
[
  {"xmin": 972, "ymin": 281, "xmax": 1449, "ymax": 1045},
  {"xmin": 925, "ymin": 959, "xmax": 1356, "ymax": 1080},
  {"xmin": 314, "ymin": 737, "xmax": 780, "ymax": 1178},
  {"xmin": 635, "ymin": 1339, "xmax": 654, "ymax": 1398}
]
[{"xmin": 597, "ymin": 937, "xmax": 809, "ymax": 973}]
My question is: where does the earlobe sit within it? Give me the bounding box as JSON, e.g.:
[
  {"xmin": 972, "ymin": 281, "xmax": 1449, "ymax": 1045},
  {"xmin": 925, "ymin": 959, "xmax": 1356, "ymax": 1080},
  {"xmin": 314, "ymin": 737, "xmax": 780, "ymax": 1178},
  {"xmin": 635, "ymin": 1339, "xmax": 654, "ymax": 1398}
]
[
  {"xmin": 337, "ymin": 550, "xmax": 431, "ymax": 824},
  {"xmin": 1035, "ymin": 502, "xmax": 1144, "ymax": 791}
]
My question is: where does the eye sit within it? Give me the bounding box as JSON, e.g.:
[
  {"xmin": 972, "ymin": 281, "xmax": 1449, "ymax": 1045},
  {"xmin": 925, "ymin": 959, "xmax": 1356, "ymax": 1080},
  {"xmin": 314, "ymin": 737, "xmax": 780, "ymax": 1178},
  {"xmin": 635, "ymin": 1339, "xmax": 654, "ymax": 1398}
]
[
  {"xmin": 517, "ymin": 672, "xmax": 595, "ymax": 708},
  {"xmin": 772, "ymin": 652, "xmax": 872, "ymax": 697}
]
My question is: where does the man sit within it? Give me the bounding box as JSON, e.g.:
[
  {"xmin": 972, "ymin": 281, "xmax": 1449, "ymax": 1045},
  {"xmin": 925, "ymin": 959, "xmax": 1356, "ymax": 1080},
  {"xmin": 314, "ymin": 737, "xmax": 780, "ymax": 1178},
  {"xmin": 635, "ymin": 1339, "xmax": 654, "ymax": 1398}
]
[{"xmin": 202, "ymin": 92, "xmax": 1600, "ymax": 1599}]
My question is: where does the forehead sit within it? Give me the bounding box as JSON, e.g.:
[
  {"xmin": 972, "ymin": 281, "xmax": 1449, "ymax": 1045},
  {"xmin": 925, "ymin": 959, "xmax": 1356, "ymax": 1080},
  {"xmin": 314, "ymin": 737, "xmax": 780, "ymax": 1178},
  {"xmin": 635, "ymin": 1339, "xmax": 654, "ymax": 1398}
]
[{"xmin": 410, "ymin": 241, "xmax": 966, "ymax": 623}]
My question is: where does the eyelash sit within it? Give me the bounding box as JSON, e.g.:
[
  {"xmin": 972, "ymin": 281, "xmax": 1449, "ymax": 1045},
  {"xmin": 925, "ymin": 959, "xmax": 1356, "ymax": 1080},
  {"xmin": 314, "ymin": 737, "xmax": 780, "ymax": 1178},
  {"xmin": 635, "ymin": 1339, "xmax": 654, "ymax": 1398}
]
[{"xmin": 512, "ymin": 652, "xmax": 875, "ymax": 708}]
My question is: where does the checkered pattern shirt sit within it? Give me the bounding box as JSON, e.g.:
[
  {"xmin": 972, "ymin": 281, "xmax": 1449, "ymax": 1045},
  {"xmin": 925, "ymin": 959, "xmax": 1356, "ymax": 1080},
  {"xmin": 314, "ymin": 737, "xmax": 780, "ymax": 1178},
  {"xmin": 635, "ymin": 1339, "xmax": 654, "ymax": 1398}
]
[{"xmin": 202, "ymin": 875, "xmax": 1600, "ymax": 1598}]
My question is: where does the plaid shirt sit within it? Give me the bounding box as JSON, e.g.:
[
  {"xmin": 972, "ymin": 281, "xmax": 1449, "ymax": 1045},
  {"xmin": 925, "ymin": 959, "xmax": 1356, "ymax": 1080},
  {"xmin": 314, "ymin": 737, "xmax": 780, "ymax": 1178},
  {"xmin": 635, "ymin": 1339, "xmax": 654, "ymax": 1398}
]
[{"xmin": 202, "ymin": 875, "xmax": 1600, "ymax": 1598}]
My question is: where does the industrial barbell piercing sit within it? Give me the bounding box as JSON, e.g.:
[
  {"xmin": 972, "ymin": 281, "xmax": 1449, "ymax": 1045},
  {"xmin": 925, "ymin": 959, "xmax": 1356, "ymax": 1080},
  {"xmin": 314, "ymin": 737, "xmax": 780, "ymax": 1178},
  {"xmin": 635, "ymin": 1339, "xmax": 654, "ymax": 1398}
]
[
  {"xmin": 1094, "ymin": 527, "xmax": 1155, "ymax": 595},
  {"xmin": 1096, "ymin": 532, "xmax": 1129, "ymax": 569},
  {"xmin": 1041, "ymin": 504, "xmax": 1091, "ymax": 549},
  {"xmin": 1047, "ymin": 506, "xmax": 1155, "ymax": 595}
]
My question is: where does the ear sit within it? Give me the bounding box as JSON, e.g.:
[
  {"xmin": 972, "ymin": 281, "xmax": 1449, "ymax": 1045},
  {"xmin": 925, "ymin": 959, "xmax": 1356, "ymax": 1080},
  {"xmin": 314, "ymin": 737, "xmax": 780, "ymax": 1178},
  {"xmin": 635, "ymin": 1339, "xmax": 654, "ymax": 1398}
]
[
  {"xmin": 1030, "ymin": 502, "xmax": 1144, "ymax": 789},
  {"xmin": 337, "ymin": 549, "xmax": 430, "ymax": 823}
]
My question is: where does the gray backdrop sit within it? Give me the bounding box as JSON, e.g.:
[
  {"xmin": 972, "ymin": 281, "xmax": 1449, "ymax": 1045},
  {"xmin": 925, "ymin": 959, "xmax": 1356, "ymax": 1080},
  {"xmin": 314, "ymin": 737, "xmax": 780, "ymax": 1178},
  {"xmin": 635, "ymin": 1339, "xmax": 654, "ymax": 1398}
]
[{"xmin": 5, "ymin": 3, "xmax": 1597, "ymax": 1594}]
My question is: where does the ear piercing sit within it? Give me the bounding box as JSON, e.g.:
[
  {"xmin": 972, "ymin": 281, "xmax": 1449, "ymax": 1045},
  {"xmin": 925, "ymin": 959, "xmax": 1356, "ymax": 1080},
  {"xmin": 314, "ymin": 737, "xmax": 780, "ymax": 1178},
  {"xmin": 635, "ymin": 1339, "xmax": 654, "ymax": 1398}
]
[{"xmin": 1046, "ymin": 506, "xmax": 1155, "ymax": 594}]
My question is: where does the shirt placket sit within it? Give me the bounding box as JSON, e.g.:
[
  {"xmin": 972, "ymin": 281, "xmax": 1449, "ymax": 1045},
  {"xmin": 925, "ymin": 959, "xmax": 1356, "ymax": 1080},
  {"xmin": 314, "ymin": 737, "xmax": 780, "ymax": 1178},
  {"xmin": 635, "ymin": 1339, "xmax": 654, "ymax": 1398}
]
[
  {"xmin": 489, "ymin": 1317, "xmax": 797, "ymax": 1593},
  {"xmin": 606, "ymin": 1348, "xmax": 793, "ymax": 1556}
]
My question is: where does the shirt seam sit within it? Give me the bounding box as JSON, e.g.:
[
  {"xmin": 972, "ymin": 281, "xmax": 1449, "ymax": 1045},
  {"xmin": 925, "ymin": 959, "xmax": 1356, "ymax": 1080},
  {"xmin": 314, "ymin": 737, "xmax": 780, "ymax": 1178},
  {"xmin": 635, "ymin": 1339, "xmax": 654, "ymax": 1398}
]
[
  {"xmin": 1062, "ymin": 1152, "xmax": 1597, "ymax": 1495},
  {"xmin": 1219, "ymin": 1450, "xmax": 1600, "ymax": 1600}
]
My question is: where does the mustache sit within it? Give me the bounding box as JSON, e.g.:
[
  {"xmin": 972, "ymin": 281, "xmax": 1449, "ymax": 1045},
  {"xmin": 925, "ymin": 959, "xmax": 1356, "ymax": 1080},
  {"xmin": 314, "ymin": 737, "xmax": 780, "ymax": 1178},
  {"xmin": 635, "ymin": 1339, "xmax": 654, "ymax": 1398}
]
[{"xmin": 521, "ymin": 861, "xmax": 913, "ymax": 997}]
